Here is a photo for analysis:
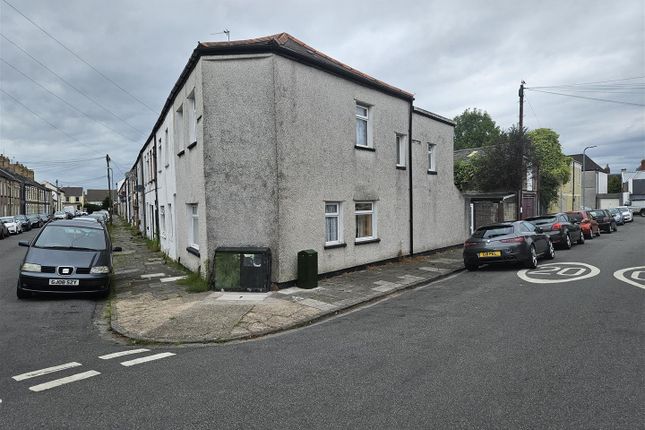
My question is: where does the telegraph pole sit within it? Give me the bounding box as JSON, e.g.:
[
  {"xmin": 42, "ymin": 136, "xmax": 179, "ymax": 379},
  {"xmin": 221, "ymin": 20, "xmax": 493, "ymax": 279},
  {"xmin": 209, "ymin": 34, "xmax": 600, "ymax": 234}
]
[
  {"xmin": 519, "ymin": 80, "xmax": 525, "ymax": 130},
  {"xmin": 517, "ymin": 80, "xmax": 526, "ymax": 220},
  {"xmin": 106, "ymin": 154, "xmax": 112, "ymax": 222}
]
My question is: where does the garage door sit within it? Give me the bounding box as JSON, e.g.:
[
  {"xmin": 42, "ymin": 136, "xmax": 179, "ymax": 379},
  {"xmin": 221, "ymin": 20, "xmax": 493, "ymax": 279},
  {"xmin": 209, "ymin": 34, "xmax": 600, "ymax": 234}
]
[{"xmin": 599, "ymin": 198, "xmax": 620, "ymax": 209}]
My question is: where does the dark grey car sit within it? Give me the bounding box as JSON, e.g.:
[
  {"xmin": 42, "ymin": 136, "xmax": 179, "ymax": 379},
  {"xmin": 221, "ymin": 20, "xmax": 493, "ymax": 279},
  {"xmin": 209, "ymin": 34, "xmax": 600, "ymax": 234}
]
[
  {"xmin": 17, "ymin": 220, "xmax": 121, "ymax": 299},
  {"xmin": 463, "ymin": 221, "xmax": 554, "ymax": 271}
]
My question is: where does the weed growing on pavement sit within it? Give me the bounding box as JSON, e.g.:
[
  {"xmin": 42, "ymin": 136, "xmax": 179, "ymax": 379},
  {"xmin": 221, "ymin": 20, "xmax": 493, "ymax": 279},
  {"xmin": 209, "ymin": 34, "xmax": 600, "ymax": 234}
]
[
  {"xmin": 145, "ymin": 238, "xmax": 160, "ymax": 252},
  {"xmin": 178, "ymin": 271, "xmax": 209, "ymax": 293}
]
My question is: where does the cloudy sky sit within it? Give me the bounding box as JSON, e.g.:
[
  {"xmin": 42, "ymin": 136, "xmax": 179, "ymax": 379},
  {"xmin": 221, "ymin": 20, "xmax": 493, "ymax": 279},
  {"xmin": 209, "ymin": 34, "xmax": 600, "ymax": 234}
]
[{"xmin": 1, "ymin": 0, "xmax": 643, "ymax": 188}]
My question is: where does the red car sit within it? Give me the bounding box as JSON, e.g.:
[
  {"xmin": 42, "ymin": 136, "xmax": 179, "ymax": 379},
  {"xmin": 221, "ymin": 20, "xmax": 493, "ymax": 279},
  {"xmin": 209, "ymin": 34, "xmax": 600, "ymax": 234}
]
[{"xmin": 566, "ymin": 211, "xmax": 600, "ymax": 239}]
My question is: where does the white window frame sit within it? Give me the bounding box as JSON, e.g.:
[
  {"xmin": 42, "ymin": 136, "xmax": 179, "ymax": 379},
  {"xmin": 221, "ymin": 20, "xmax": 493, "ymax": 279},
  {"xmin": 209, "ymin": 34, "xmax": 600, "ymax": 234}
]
[
  {"xmin": 396, "ymin": 134, "xmax": 406, "ymax": 167},
  {"xmin": 355, "ymin": 201, "xmax": 377, "ymax": 242},
  {"xmin": 164, "ymin": 128, "xmax": 169, "ymax": 167},
  {"xmin": 160, "ymin": 205, "xmax": 166, "ymax": 239},
  {"xmin": 324, "ymin": 202, "xmax": 343, "ymax": 246},
  {"xmin": 187, "ymin": 90, "xmax": 197, "ymax": 145},
  {"xmin": 428, "ymin": 143, "xmax": 436, "ymax": 172},
  {"xmin": 355, "ymin": 102, "xmax": 372, "ymax": 148},
  {"xmin": 174, "ymin": 105, "xmax": 184, "ymax": 153},
  {"xmin": 187, "ymin": 204, "xmax": 199, "ymax": 250}
]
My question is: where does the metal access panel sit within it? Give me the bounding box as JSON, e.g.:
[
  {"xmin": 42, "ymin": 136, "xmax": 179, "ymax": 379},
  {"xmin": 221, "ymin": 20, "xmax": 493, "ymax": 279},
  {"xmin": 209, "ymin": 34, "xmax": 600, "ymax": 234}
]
[{"xmin": 214, "ymin": 247, "xmax": 272, "ymax": 292}]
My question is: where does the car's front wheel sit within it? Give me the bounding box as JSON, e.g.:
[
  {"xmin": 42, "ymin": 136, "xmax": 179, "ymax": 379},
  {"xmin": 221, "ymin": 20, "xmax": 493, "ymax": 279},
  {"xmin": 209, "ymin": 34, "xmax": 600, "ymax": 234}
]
[{"xmin": 465, "ymin": 261, "xmax": 479, "ymax": 271}]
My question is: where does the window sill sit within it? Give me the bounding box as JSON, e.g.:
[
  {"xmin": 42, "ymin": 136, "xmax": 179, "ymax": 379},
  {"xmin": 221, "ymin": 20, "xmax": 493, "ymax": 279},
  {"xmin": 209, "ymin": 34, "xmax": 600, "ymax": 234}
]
[
  {"xmin": 355, "ymin": 238, "xmax": 380, "ymax": 246},
  {"xmin": 427, "ymin": 170, "xmax": 437, "ymax": 175},
  {"xmin": 396, "ymin": 165, "xmax": 406, "ymax": 170},
  {"xmin": 354, "ymin": 145, "xmax": 375, "ymax": 152},
  {"xmin": 177, "ymin": 150, "xmax": 185, "ymax": 157},
  {"xmin": 324, "ymin": 242, "xmax": 347, "ymax": 250},
  {"xmin": 187, "ymin": 141, "xmax": 197, "ymax": 150},
  {"xmin": 186, "ymin": 246, "xmax": 200, "ymax": 257}
]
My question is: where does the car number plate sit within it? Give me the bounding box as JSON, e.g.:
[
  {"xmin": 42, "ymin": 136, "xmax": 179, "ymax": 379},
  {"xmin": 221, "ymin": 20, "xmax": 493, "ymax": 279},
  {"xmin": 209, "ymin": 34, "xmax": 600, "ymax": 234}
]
[
  {"xmin": 478, "ymin": 251, "xmax": 501, "ymax": 258},
  {"xmin": 49, "ymin": 279, "xmax": 79, "ymax": 286}
]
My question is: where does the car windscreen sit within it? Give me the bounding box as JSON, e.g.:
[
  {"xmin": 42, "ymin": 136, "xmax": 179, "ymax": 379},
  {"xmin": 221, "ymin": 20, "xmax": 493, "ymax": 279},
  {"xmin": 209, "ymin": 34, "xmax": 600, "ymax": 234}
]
[
  {"xmin": 567, "ymin": 213, "xmax": 583, "ymax": 222},
  {"xmin": 472, "ymin": 225, "xmax": 514, "ymax": 239},
  {"xmin": 590, "ymin": 210, "xmax": 605, "ymax": 217},
  {"xmin": 0, "ymin": 217, "xmax": 14, "ymax": 223},
  {"xmin": 526, "ymin": 216, "xmax": 557, "ymax": 225},
  {"xmin": 34, "ymin": 225, "xmax": 106, "ymax": 251}
]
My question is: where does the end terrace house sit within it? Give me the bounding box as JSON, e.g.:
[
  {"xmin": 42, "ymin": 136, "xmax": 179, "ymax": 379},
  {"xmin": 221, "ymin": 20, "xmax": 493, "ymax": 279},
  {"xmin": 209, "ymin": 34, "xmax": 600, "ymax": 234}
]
[{"xmin": 131, "ymin": 33, "xmax": 467, "ymax": 284}]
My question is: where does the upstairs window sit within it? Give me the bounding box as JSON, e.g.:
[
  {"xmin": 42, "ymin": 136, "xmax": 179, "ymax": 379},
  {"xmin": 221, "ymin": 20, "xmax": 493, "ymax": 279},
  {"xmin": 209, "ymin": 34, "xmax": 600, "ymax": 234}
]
[
  {"xmin": 187, "ymin": 90, "xmax": 197, "ymax": 145},
  {"xmin": 428, "ymin": 143, "xmax": 436, "ymax": 173},
  {"xmin": 174, "ymin": 105, "xmax": 184, "ymax": 153},
  {"xmin": 355, "ymin": 103, "xmax": 371, "ymax": 148},
  {"xmin": 396, "ymin": 134, "xmax": 406, "ymax": 167}
]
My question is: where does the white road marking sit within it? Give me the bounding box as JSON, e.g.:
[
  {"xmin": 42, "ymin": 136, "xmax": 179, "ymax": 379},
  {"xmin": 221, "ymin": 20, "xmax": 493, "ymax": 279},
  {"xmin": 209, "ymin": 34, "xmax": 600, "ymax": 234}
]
[
  {"xmin": 160, "ymin": 276, "xmax": 188, "ymax": 283},
  {"xmin": 99, "ymin": 348, "xmax": 150, "ymax": 360},
  {"xmin": 114, "ymin": 268, "xmax": 140, "ymax": 275},
  {"xmin": 613, "ymin": 266, "xmax": 645, "ymax": 290},
  {"xmin": 517, "ymin": 262, "xmax": 600, "ymax": 284},
  {"xmin": 29, "ymin": 370, "xmax": 100, "ymax": 392},
  {"xmin": 140, "ymin": 273, "xmax": 166, "ymax": 279},
  {"xmin": 12, "ymin": 362, "xmax": 82, "ymax": 381},
  {"xmin": 120, "ymin": 352, "xmax": 176, "ymax": 367}
]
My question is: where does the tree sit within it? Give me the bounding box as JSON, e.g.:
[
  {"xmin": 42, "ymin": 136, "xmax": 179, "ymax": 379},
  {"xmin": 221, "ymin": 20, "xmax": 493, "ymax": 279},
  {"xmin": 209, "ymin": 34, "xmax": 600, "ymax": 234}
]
[
  {"xmin": 453, "ymin": 108, "xmax": 502, "ymax": 150},
  {"xmin": 527, "ymin": 128, "xmax": 570, "ymax": 211},
  {"xmin": 475, "ymin": 125, "xmax": 534, "ymax": 192},
  {"xmin": 102, "ymin": 196, "xmax": 112, "ymax": 210},
  {"xmin": 608, "ymin": 175, "xmax": 622, "ymax": 193}
]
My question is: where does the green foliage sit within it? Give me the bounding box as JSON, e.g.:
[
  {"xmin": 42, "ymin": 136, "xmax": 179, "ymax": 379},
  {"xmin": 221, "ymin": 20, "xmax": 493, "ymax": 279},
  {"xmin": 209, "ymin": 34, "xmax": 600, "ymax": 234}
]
[
  {"xmin": 145, "ymin": 238, "xmax": 160, "ymax": 252},
  {"xmin": 453, "ymin": 108, "xmax": 502, "ymax": 150},
  {"xmin": 608, "ymin": 175, "xmax": 622, "ymax": 193},
  {"xmin": 454, "ymin": 158, "xmax": 480, "ymax": 191},
  {"xmin": 178, "ymin": 271, "xmax": 209, "ymax": 293},
  {"xmin": 85, "ymin": 203, "xmax": 102, "ymax": 213},
  {"xmin": 528, "ymin": 128, "xmax": 571, "ymax": 210},
  {"xmin": 475, "ymin": 126, "xmax": 535, "ymax": 192},
  {"xmin": 102, "ymin": 196, "xmax": 112, "ymax": 210}
]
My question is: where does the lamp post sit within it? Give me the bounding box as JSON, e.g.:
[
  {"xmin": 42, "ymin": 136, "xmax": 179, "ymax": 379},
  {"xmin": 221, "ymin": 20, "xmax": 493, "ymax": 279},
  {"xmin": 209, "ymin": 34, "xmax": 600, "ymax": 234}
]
[{"xmin": 581, "ymin": 145, "xmax": 597, "ymax": 210}]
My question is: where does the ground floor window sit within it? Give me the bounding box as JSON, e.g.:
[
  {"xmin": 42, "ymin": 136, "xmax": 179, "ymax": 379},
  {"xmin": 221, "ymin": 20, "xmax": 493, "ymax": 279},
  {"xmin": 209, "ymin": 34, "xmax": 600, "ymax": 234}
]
[
  {"xmin": 187, "ymin": 204, "xmax": 199, "ymax": 249},
  {"xmin": 355, "ymin": 202, "xmax": 376, "ymax": 241},
  {"xmin": 325, "ymin": 202, "xmax": 342, "ymax": 245}
]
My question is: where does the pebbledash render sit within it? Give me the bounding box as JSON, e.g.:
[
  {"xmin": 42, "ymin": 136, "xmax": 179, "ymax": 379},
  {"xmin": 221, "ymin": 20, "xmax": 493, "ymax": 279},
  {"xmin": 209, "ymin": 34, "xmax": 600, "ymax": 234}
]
[{"xmin": 129, "ymin": 33, "xmax": 467, "ymax": 284}]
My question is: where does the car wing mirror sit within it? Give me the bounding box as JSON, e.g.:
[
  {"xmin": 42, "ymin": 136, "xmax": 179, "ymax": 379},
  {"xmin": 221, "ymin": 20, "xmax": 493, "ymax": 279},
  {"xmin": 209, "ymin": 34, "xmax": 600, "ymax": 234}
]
[
  {"xmin": 18, "ymin": 240, "xmax": 30, "ymax": 247},
  {"xmin": 112, "ymin": 246, "xmax": 122, "ymax": 252}
]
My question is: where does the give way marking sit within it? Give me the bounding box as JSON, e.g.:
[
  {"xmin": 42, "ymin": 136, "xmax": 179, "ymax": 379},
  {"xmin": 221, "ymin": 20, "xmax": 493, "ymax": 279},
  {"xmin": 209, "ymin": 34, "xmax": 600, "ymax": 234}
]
[
  {"xmin": 613, "ymin": 266, "xmax": 645, "ymax": 290},
  {"xmin": 517, "ymin": 262, "xmax": 600, "ymax": 284}
]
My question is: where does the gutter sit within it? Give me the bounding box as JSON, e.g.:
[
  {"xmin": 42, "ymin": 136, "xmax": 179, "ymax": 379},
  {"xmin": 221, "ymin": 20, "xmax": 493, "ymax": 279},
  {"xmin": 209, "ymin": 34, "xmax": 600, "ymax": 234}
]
[{"xmin": 153, "ymin": 135, "xmax": 161, "ymax": 242}]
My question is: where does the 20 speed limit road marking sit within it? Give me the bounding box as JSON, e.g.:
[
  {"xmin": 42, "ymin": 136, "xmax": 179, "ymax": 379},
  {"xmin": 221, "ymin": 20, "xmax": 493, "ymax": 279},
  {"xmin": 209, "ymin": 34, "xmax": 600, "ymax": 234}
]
[
  {"xmin": 517, "ymin": 262, "xmax": 600, "ymax": 284},
  {"xmin": 613, "ymin": 266, "xmax": 645, "ymax": 290}
]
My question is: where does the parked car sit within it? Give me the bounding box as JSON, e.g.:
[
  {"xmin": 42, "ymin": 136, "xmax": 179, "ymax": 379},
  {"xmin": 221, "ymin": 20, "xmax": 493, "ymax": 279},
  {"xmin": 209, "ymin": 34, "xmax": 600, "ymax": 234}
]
[
  {"xmin": 0, "ymin": 221, "xmax": 8, "ymax": 239},
  {"xmin": 617, "ymin": 206, "xmax": 633, "ymax": 223},
  {"xmin": 77, "ymin": 216, "xmax": 100, "ymax": 224},
  {"xmin": 39, "ymin": 214, "xmax": 51, "ymax": 224},
  {"xmin": 14, "ymin": 215, "xmax": 31, "ymax": 231},
  {"xmin": 27, "ymin": 214, "xmax": 43, "ymax": 228},
  {"xmin": 589, "ymin": 209, "xmax": 616, "ymax": 233},
  {"xmin": 1, "ymin": 216, "xmax": 23, "ymax": 234},
  {"xmin": 53, "ymin": 211, "xmax": 67, "ymax": 220},
  {"xmin": 565, "ymin": 211, "xmax": 600, "ymax": 239},
  {"xmin": 16, "ymin": 219, "xmax": 121, "ymax": 299},
  {"xmin": 463, "ymin": 220, "xmax": 554, "ymax": 270},
  {"xmin": 87, "ymin": 213, "xmax": 107, "ymax": 224},
  {"xmin": 607, "ymin": 208, "xmax": 624, "ymax": 226},
  {"xmin": 526, "ymin": 213, "xmax": 584, "ymax": 248}
]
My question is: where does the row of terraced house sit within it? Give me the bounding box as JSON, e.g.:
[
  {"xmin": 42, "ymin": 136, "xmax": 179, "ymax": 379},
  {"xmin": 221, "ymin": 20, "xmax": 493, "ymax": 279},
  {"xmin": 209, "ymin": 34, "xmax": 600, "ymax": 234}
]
[
  {"xmin": 117, "ymin": 33, "xmax": 469, "ymax": 288},
  {"xmin": 0, "ymin": 154, "xmax": 52, "ymax": 216}
]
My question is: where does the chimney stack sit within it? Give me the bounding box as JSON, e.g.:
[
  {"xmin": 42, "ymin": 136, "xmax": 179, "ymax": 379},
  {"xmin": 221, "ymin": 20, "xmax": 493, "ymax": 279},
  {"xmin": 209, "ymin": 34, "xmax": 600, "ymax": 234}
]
[{"xmin": 639, "ymin": 159, "xmax": 645, "ymax": 171}]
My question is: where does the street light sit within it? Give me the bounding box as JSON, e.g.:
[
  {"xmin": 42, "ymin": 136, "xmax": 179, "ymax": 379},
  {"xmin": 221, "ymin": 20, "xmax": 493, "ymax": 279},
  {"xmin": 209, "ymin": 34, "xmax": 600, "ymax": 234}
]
[{"xmin": 581, "ymin": 145, "xmax": 597, "ymax": 210}]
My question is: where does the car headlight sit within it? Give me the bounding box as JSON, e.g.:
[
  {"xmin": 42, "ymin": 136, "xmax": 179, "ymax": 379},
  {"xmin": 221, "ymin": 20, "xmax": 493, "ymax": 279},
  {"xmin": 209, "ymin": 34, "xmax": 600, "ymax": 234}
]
[
  {"xmin": 90, "ymin": 266, "xmax": 110, "ymax": 274},
  {"xmin": 21, "ymin": 263, "xmax": 42, "ymax": 272}
]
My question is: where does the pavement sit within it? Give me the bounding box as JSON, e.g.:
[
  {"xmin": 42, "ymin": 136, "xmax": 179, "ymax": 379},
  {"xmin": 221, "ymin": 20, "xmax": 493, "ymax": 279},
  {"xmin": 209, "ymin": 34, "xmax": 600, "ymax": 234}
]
[{"xmin": 109, "ymin": 218, "xmax": 465, "ymax": 343}]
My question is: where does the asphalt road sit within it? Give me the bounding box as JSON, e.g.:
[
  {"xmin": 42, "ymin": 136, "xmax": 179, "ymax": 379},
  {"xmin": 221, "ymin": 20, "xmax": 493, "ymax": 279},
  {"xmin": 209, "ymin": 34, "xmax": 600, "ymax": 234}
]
[{"xmin": 1, "ymin": 218, "xmax": 643, "ymax": 429}]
